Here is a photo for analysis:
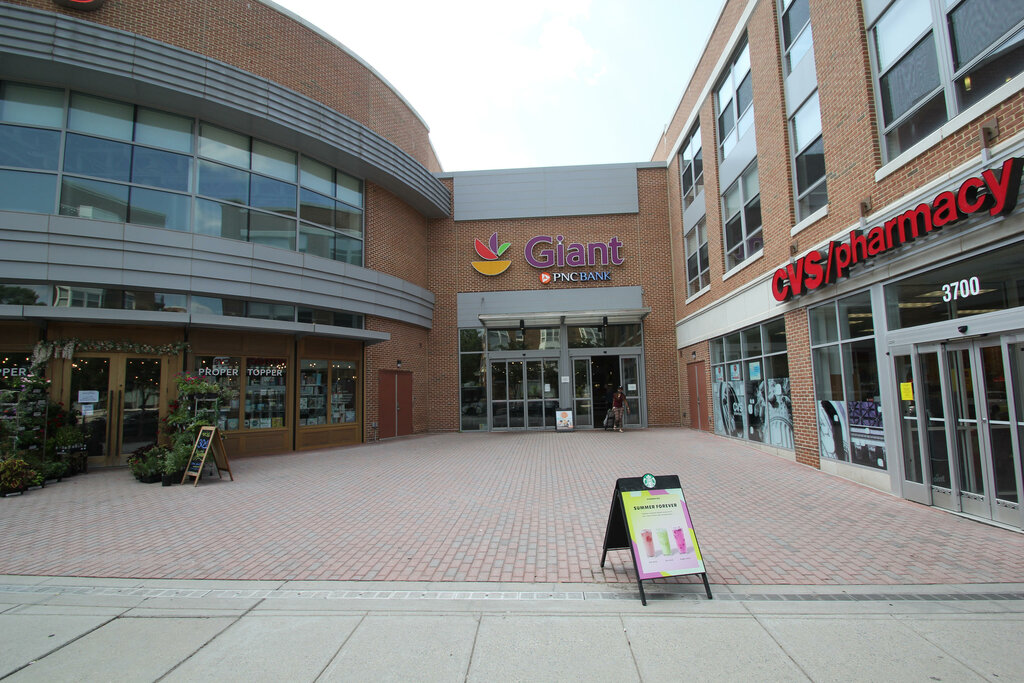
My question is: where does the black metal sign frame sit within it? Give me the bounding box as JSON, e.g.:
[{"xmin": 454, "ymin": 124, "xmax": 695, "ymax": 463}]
[{"xmin": 600, "ymin": 474, "xmax": 712, "ymax": 605}]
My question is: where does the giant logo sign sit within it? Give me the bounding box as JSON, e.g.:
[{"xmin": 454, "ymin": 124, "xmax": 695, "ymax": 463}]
[{"xmin": 771, "ymin": 157, "xmax": 1023, "ymax": 302}]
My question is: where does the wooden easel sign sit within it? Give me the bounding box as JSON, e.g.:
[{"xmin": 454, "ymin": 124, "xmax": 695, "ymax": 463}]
[
  {"xmin": 181, "ymin": 425, "xmax": 234, "ymax": 487},
  {"xmin": 600, "ymin": 474, "xmax": 712, "ymax": 605}
]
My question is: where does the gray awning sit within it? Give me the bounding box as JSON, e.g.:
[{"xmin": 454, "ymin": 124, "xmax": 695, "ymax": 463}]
[{"xmin": 478, "ymin": 307, "xmax": 650, "ymax": 328}]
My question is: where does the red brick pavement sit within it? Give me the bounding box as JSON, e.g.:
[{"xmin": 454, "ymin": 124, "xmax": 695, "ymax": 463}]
[{"xmin": 2, "ymin": 430, "xmax": 1022, "ymax": 585}]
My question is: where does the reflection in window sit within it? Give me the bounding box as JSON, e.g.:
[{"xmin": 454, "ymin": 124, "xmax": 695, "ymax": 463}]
[
  {"xmin": 193, "ymin": 356, "xmax": 241, "ymax": 431},
  {"xmin": 59, "ymin": 177, "xmax": 128, "ymax": 222},
  {"xmin": 711, "ymin": 318, "xmax": 792, "ymax": 448},
  {"xmin": 488, "ymin": 328, "xmax": 562, "ymax": 351},
  {"xmin": 0, "ymin": 283, "xmax": 49, "ymax": 305},
  {"xmin": 0, "ymin": 82, "xmax": 64, "ymax": 127},
  {"xmin": 809, "ymin": 292, "xmax": 886, "ymax": 469},
  {"xmin": 722, "ymin": 161, "xmax": 762, "ymax": 270},
  {"xmin": 867, "ymin": 0, "xmax": 1024, "ymax": 159},
  {"xmin": 0, "ymin": 125, "xmax": 60, "ymax": 170},
  {"xmin": 195, "ymin": 198, "xmax": 248, "ymax": 241},
  {"xmin": 0, "ymin": 170, "xmax": 57, "ymax": 214},
  {"xmin": 244, "ymin": 358, "xmax": 287, "ymax": 430},
  {"xmin": 297, "ymin": 308, "xmax": 363, "ymax": 328},
  {"xmin": 129, "ymin": 187, "xmax": 191, "ymax": 231},
  {"xmin": 716, "ymin": 38, "xmax": 753, "ymax": 159},
  {"xmin": 0, "ymin": 80, "xmax": 365, "ymax": 265},
  {"xmin": 885, "ymin": 240, "xmax": 1024, "ymax": 329}
]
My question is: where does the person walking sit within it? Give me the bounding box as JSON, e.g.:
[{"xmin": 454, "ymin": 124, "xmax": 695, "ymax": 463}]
[{"xmin": 612, "ymin": 386, "xmax": 630, "ymax": 432}]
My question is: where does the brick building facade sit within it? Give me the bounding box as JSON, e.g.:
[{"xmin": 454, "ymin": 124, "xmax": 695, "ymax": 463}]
[{"xmin": 1, "ymin": 0, "xmax": 1022, "ymax": 529}]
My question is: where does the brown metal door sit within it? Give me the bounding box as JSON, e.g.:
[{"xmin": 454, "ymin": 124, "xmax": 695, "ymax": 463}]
[
  {"xmin": 378, "ymin": 370, "xmax": 397, "ymax": 438},
  {"xmin": 688, "ymin": 361, "xmax": 707, "ymax": 431},
  {"xmin": 396, "ymin": 371, "xmax": 413, "ymax": 436}
]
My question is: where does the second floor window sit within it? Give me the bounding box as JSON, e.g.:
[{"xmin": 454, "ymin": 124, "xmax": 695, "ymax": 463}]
[
  {"xmin": 867, "ymin": 0, "xmax": 1024, "ymax": 160},
  {"xmin": 716, "ymin": 38, "xmax": 754, "ymax": 160},
  {"xmin": 680, "ymin": 124, "xmax": 703, "ymax": 208},
  {"xmin": 685, "ymin": 217, "xmax": 710, "ymax": 296},
  {"xmin": 791, "ymin": 91, "xmax": 828, "ymax": 218},
  {"xmin": 722, "ymin": 160, "xmax": 762, "ymax": 271},
  {"xmin": 781, "ymin": 0, "xmax": 814, "ymax": 73}
]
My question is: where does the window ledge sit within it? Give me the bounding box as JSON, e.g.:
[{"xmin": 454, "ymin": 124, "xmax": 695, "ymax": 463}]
[
  {"xmin": 685, "ymin": 285, "xmax": 710, "ymax": 304},
  {"xmin": 722, "ymin": 249, "xmax": 764, "ymax": 282},
  {"xmin": 875, "ymin": 71, "xmax": 1024, "ymax": 183},
  {"xmin": 790, "ymin": 205, "xmax": 828, "ymax": 237}
]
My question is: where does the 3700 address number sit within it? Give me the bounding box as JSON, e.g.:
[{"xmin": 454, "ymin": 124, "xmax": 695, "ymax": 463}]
[{"xmin": 941, "ymin": 276, "xmax": 980, "ymax": 302}]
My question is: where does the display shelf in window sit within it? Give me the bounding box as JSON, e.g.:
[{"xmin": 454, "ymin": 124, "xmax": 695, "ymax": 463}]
[
  {"xmin": 299, "ymin": 360, "xmax": 328, "ymax": 426},
  {"xmin": 244, "ymin": 358, "xmax": 287, "ymax": 429}
]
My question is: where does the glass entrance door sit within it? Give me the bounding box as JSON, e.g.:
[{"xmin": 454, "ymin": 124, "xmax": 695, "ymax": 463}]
[
  {"xmin": 905, "ymin": 340, "xmax": 1023, "ymax": 526},
  {"xmin": 571, "ymin": 354, "xmax": 643, "ymax": 429},
  {"xmin": 490, "ymin": 358, "xmax": 558, "ymax": 430},
  {"xmin": 70, "ymin": 355, "xmax": 162, "ymax": 467}
]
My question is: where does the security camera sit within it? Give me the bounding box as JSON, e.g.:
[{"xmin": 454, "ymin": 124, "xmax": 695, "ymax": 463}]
[{"xmin": 958, "ymin": 325, "xmax": 968, "ymax": 334}]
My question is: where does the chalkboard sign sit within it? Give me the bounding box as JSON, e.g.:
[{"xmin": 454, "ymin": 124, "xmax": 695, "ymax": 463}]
[
  {"xmin": 181, "ymin": 425, "xmax": 234, "ymax": 487},
  {"xmin": 600, "ymin": 474, "xmax": 711, "ymax": 605}
]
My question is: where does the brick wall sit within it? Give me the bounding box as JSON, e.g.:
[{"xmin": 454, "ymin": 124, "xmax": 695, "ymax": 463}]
[
  {"xmin": 655, "ymin": 0, "xmax": 1023, "ymax": 471},
  {"xmin": 424, "ymin": 169, "xmax": 682, "ymax": 432},
  {"xmin": 364, "ymin": 316, "xmax": 431, "ymax": 437},
  {"xmin": 8, "ymin": 0, "xmax": 441, "ymax": 172}
]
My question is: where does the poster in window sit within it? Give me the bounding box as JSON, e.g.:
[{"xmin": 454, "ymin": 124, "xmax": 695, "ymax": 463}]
[
  {"xmin": 765, "ymin": 378, "xmax": 794, "ymax": 449},
  {"xmin": 713, "ymin": 381, "xmax": 744, "ymax": 438},
  {"xmin": 817, "ymin": 400, "xmax": 849, "ymax": 461},
  {"xmin": 848, "ymin": 400, "xmax": 886, "ymax": 469}
]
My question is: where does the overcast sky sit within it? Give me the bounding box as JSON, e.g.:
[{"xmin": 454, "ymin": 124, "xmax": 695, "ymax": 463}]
[{"xmin": 272, "ymin": 0, "xmax": 725, "ymax": 172}]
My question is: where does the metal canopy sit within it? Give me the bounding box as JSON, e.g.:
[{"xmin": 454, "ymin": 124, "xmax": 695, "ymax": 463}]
[{"xmin": 477, "ymin": 307, "xmax": 651, "ymax": 328}]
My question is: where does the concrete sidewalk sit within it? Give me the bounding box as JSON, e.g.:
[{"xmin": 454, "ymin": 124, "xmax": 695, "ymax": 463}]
[{"xmin": 2, "ymin": 576, "xmax": 1023, "ymax": 681}]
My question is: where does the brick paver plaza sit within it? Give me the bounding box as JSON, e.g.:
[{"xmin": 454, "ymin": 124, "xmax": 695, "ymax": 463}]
[{"xmin": 2, "ymin": 429, "xmax": 1022, "ymax": 585}]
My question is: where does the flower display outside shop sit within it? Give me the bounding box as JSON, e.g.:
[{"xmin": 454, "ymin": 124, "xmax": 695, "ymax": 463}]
[{"xmin": 158, "ymin": 373, "xmax": 238, "ymax": 483}]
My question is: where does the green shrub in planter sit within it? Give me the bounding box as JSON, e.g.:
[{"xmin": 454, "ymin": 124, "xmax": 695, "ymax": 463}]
[
  {"xmin": 126, "ymin": 445, "xmax": 164, "ymax": 482},
  {"xmin": 162, "ymin": 441, "xmax": 193, "ymax": 476},
  {"xmin": 0, "ymin": 458, "xmax": 36, "ymax": 494}
]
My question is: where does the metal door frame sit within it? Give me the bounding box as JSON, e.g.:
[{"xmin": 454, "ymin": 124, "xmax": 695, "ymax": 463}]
[{"xmin": 908, "ymin": 338, "xmax": 1023, "ymax": 525}]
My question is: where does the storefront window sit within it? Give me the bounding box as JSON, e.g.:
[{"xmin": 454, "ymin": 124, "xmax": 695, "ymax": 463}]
[
  {"xmin": 299, "ymin": 360, "xmax": 327, "ymax": 426},
  {"xmin": 488, "ymin": 327, "xmax": 560, "ymax": 351},
  {"xmin": 193, "ymin": 356, "xmax": 241, "ymax": 431},
  {"xmin": 711, "ymin": 318, "xmax": 793, "ymax": 448},
  {"xmin": 567, "ymin": 324, "xmax": 641, "ymax": 348},
  {"xmin": 331, "ymin": 361, "xmax": 357, "ymax": 424},
  {"xmin": 460, "ymin": 328, "xmax": 487, "ymax": 431},
  {"xmin": 1, "ymin": 354, "xmax": 33, "ymax": 381},
  {"xmin": 245, "ymin": 358, "xmax": 286, "ymax": 429},
  {"xmin": 885, "ymin": 241, "xmax": 1024, "ymax": 330},
  {"xmin": 810, "ymin": 291, "xmax": 886, "ymax": 469}
]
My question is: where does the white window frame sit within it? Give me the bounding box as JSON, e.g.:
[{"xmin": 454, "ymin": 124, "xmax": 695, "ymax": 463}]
[{"xmin": 865, "ymin": 0, "xmax": 1024, "ymax": 161}]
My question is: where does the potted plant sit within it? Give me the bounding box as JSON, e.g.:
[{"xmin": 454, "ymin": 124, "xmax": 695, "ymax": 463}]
[
  {"xmin": 51, "ymin": 424, "xmax": 87, "ymax": 477},
  {"xmin": 161, "ymin": 442, "xmax": 192, "ymax": 485},
  {"xmin": 126, "ymin": 444, "xmax": 163, "ymax": 483},
  {"xmin": 0, "ymin": 458, "xmax": 36, "ymax": 495}
]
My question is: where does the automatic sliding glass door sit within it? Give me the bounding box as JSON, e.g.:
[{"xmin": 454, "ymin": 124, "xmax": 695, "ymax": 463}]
[
  {"xmin": 903, "ymin": 340, "xmax": 1023, "ymax": 526},
  {"xmin": 491, "ymin": 358, "xmax": 558, "ymax": 430}
]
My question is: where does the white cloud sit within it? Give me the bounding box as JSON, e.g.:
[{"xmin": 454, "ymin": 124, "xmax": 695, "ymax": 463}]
[{"xmin": 270, "ymin": 0, "xmax": 723, "ymax": 171}]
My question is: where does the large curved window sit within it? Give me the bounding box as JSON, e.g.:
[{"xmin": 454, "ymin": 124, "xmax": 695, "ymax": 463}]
[{"xmin": 0, "ymin": 81, "xmax": 365, "ymax": 266}]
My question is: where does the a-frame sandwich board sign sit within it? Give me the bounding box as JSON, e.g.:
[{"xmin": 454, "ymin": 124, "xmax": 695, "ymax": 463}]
[{"xmin": 600, "ymin": 474, "xmax": 711, "ymax": 605}]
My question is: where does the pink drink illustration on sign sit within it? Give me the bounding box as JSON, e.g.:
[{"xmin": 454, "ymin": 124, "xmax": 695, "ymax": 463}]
[
  {"xmin": 672, "ymin": 526, "xmax": 687, "ymax": 553},
  {"xmin": 655, "ymin": 528, "xmax": 672, "ymax": 556},
  {"xmin": 640, "ymin": 529, "xmax": 655, "ymax": 557}
]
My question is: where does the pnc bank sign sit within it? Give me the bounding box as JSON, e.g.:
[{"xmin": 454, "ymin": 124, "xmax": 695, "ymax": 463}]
[
  {"xmin": 471, "ymin": 231, "xmax": 625, "ymax": 284},
  {"xmin": 771, "ymin": 157, "xmax": 1023, "ymax": 302}
]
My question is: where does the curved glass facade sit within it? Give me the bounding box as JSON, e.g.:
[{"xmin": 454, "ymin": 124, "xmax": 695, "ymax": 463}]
[{"xmin": 0, "ymin": 81, "xmax": 365, "ymax": 265}]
